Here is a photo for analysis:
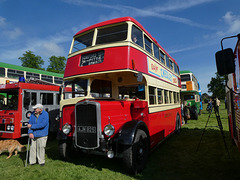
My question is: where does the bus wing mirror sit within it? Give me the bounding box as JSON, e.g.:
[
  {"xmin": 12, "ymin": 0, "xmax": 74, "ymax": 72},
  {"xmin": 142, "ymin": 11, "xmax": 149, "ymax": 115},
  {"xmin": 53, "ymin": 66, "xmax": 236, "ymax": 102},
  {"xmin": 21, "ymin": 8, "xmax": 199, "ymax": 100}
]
[{"xmin": 215, "ymin": 48, "xmax": 235, "ymax": 76}]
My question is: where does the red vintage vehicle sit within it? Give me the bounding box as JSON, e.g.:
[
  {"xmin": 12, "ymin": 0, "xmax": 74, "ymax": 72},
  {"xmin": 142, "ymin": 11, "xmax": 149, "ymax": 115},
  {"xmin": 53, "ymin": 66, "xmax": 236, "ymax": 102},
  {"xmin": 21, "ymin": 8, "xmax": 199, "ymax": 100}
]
[
  {"xmin": 215, "ymin": 33, "xmax": 240, "ymax": 151},
  {"xmin": 57, "ymin": 17, "xmax": 181, "ymax": 174},
  {"xmin": 0, "ymin": 79, "xmax": 60, "ymax": 139}
]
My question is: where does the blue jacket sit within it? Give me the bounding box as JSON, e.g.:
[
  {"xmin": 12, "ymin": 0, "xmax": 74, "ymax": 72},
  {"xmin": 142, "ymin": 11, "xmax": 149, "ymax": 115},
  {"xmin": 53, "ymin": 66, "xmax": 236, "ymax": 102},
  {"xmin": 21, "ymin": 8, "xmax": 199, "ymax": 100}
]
[{"xmin": 28, "ymin": 110, "xmax": 49, "ymax": 138}]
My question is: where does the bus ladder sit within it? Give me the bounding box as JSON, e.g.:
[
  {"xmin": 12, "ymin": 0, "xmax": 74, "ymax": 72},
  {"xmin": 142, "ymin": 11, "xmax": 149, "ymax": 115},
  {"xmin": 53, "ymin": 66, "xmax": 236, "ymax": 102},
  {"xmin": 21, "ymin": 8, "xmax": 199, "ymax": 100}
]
[{"xmin": 196, "ymin": 109, "xmax": 231, "ymax": 159}]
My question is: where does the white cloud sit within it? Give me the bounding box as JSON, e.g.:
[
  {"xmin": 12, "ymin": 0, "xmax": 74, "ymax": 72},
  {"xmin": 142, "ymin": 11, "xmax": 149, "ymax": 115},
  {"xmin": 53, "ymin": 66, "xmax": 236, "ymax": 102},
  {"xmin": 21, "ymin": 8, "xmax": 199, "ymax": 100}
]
[
  {"xmin": 62, "ymin": 0, "xmax": 216, "ymax": 30},
  {"xmin": 38, "ymin": 41, "xmax": 65, "ymax": 57},
  {"xmin": 0, "ymin": 30, "xmax": 71, "ymax": 68},
  {"xmin": 216, "ymin": 11, "xmax": 240, "ymax": 37},
  {"xmin": 0, "ymin": 16, "xmax": 23, "ymax": 39},
  {"xmin": 3, "ymin": 27, "xmax": 23, "ymax": 39},
  {"xmin": 149, "ymin": 0, "xmax": 217, "ymax": 13},
  {"xmin": 223, "ymin": 11, "xmax": 240, "ymax": 34},
  {"xmin": 0, "ymin": 16, "xmax": 6, "ymax": 27}
]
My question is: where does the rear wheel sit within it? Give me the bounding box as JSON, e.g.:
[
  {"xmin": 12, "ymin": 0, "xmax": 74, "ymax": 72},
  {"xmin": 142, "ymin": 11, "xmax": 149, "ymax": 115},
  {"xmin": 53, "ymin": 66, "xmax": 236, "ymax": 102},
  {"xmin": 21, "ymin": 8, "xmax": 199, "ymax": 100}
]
[
  {"xmin": 175, "ymin": 115, "xmax": 181, "ymax": 134},
  {"xmin": 123, "ymin": 129, "xmax": 149, "ymax": 175}
]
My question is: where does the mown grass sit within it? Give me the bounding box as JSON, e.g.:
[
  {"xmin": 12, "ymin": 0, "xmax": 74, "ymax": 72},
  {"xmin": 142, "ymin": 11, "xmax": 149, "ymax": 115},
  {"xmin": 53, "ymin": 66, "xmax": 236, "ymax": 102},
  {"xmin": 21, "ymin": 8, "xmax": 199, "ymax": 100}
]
[{"xmin": 0, "ymin": 103, "xmax": 240, "ymax": 180}]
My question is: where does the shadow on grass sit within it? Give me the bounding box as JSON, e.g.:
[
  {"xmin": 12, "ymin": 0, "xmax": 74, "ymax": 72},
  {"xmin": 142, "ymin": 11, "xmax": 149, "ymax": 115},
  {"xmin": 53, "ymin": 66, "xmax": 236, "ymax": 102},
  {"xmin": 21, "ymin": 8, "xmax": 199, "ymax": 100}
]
[
  {"xmin": 140, "ymin": 127, "xmax": 240, "ymax": 180},
  {"xmin": 34, "ymin": 125, "xmax": 240, "ymax": 179}
]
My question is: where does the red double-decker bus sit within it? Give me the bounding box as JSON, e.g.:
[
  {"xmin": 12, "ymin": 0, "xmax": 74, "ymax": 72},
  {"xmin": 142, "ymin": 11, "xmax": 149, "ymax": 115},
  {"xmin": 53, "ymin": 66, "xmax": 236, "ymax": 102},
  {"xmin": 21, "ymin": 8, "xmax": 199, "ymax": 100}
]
[
  {"xmin": 215, "ymin": 33, "xmax": 240, "ymax": 152},
  {"xmin": 57, "ymin": 17, "xmax": 181, "ymax": 174},
  {"xmin": 0, "ymin": 79, "xmax": 60, "ymax": 139}
]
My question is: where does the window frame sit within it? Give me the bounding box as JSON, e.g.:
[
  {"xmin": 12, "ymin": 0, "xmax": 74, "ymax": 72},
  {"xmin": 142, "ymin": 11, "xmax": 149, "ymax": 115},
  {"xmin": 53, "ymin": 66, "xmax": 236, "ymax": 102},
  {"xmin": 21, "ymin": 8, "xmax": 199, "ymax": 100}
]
[{"xmin": 144, "ymin": 35, "xmax": 153, "ymax": 54}]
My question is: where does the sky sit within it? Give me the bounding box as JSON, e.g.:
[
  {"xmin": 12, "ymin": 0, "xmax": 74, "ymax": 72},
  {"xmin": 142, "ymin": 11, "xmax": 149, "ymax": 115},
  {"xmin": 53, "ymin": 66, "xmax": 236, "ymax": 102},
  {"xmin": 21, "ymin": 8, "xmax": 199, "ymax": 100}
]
[{"xmin": 0, "ymin": 0, "xmax": 240, "ymax": 94}]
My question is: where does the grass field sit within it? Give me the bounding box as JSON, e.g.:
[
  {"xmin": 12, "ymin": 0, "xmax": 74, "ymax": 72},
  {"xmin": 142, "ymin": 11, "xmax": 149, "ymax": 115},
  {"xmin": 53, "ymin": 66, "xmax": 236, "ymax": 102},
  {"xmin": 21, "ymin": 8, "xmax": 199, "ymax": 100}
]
[{"xmin": 1, "ymin": 103, "xmax": 240, "ymax": 180}]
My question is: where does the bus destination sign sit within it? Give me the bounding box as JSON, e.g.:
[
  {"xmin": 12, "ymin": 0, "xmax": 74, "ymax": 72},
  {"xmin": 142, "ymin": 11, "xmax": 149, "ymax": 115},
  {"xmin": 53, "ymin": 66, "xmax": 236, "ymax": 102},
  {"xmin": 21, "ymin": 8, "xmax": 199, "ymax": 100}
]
[{"xmin": 80, "ymin": 50, "xmax": 104, "ymax": 66}]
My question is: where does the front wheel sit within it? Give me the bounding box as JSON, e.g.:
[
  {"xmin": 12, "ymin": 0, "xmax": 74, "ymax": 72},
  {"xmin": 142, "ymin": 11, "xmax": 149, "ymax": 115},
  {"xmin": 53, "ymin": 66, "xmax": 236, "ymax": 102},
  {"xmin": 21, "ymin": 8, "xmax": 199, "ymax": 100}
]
[
  {"xmin": 123, "ymin": 129, "xmax": 149, "ymax": 175},
  {"xmin": 58, "ymin": 138, "xmax": 72, "ymax": 161},
  {"xmin": 194, "ymin": 111, "xmax": 198, "ymax": 120}
]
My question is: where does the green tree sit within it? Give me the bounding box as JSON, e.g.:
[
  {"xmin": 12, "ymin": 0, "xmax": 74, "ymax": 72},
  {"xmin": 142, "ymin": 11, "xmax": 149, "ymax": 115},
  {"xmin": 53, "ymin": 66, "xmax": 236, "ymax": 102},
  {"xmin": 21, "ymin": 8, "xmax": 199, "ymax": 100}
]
[
  {"xmin": 207, "ymin": 73, "xmax": 226, "ymax": 99},
  {"xmin": 18, "ymin": 50, "xmax": 44, "ymax": 70},
  {"xmin": 202, "ymin": 93, "xmax": 210, "ymax": 103},
  {"xmin": 47, "ymin": 56, "xmax": 66, "ymax": 74}
]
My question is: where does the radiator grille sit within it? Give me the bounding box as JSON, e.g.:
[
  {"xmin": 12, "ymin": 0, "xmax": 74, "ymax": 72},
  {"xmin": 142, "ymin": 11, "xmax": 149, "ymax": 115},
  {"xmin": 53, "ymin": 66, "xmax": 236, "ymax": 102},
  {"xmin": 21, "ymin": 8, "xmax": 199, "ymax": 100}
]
[{"xmin": 75, "ymin": 101, "xmax": 101, "ymax": 149}]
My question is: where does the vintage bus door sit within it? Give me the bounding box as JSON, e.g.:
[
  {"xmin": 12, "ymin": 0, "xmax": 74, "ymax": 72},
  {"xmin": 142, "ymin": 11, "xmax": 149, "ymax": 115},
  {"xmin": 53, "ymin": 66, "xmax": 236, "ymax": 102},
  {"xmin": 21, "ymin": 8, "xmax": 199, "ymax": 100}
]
[{"xmin": 22, "ymin": 90, "xmax": 35, "ymax": 135}]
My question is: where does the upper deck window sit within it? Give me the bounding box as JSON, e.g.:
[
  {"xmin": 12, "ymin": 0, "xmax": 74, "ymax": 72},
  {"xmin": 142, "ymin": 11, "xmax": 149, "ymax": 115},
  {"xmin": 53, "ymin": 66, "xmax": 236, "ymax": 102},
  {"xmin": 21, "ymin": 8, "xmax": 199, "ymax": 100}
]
[
  {"xmin": 166, "ymin": 56, "xmax": 170, "ymax": 68},
  {"xmin": 96, "ymin": 24, "xmax": 128, "ymax": 45},
  {"xmin": 160, "ymin": 50, "xmax": 165, "ymax": 65},
  {"xmin": 144, "ymin": 35, "xmax": 152, "ymax": 54},
  {"xmin": 54, "ymin": 77, "xmax": 63, "ymax": 84},
  {"xmin": 132, "ymin": 25, "xmax": 143, "ymax": 47},
  {"xmin": 7, "ymin": 69, "xmax": 24, "ymax": 79},
  {"xmin": 72, "ymin": 31, "xmax": 94, "ymax": 53},
  {"xmin": 0, "ymin": 67, "xmax": 5, "ymax": 77},
  {"xmin": 26, "ymin": 72, "xmax": 40, "ymax": 79},
  {"xmin": 42, "ymin": 75, "xmax": 53, "ymax": 83},
  {"xmin": 153, "ymin": 43, "xmax": 160, "ymax": 60},
  {"xmin": 169, "ymin": 60, "xmax": 174, "ymax": 70},
  {"xmin": 180, "ymin": 74, "xmax": 191, "ymax": 82},
  {"xmin": 174, "ymin": 63, "xmax": 179, "ymax": 75}
]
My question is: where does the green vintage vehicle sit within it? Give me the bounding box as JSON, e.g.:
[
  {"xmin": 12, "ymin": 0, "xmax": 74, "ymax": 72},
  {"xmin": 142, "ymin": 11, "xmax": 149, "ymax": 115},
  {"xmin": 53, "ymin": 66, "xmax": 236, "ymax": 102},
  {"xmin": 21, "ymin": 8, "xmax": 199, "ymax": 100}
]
[{"xmin": 180, "ymin": 70, "xmax": 201, "ymax": 120}]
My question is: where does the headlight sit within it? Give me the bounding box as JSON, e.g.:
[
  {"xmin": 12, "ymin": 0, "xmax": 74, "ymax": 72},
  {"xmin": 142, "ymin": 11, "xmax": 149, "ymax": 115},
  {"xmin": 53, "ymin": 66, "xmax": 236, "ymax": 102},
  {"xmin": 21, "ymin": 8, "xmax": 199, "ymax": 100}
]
[
  {"xmin": 7, "ymin": 125, "xmax": 10, "ymax": 131},
  {"xmin": 62, "ymin": 123, "xmax": 71, "ymax": 135},
  {"xmin": 11, "ymin": 125, "xmax": 14, "ymax": 131},
  {"xmin": 104, "ymin": 124, "xmax": 115, "ymax": 137}
]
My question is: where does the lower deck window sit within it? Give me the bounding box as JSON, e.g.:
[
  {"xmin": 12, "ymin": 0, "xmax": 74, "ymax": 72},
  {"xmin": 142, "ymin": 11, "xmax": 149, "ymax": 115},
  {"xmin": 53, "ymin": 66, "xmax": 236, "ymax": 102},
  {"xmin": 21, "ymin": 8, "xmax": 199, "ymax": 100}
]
[
  {"xmin": 164, "ymin": 90, "xmax": 169, "ymax": 104},
  {"xmin": 119, "ymin": 84, "xmax": 145, "ymax": 100},
  {"xmin": 149, "ymin": 86, "xmax": 156, "ymax": 105},
  {"xmin": 91, "ymin": 79, "xmax": 112, "ymax": 98}
]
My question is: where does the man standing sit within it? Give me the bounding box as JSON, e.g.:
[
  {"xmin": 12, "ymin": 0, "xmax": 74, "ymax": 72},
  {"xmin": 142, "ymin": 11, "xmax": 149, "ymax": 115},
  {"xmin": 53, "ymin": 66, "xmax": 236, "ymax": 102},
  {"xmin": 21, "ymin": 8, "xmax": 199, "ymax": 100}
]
[
  {"xmin": 183, "ymin": 101, "xmax": 190, "ymax": 124},
  {"xmin": 28, "ymin": 104, "xmax": 49, "ymax": 166},
  {"xmin": 215, "ymin": 97, "xmax": 221, "ymax": 115}
]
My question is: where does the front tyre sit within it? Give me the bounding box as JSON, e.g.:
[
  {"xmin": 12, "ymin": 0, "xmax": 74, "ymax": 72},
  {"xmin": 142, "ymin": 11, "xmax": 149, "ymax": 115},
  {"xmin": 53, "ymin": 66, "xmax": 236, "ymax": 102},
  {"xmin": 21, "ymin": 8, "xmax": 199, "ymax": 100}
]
[
  {"xmin": 123, "ymin": 129, "xmax": 149, "ymax": 175},
  {"xmin": 58, "ymin": 138, "xmax": 72, "ymax": 161},
  {"xmin": 194, "ymin": 111, "xmax": 198, "ymax": 120}
]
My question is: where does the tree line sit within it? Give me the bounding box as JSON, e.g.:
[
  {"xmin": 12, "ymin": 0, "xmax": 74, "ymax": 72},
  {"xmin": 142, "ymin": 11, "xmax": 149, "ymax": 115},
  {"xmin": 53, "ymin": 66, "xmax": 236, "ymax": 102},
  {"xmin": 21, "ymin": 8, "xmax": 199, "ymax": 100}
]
[{"xmin": 18, "ymin": 50, "xmax": 66, "ymax": 74}]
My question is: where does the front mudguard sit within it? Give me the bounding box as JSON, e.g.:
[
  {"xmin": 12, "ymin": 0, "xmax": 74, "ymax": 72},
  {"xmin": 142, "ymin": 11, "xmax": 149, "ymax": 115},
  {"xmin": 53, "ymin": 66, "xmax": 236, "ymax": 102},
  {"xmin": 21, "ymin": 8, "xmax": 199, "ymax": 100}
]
[{"xmin": 116, "ymin": 120, "xmax": 149, "ymax": 146}]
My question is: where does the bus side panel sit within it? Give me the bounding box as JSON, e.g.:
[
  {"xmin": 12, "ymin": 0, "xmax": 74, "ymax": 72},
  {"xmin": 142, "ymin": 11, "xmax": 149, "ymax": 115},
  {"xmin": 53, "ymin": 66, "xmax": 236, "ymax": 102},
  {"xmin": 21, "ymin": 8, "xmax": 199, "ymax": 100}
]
[
  {"xmin": 233, "ymin": 94, "xmax": 240, "ymax": 151},
  {"xmin": 129, "ymin": 47, "xmax": 148, "ymax": 73},
  {"xmin": 148, "ymin": 108, "xmax": 180, "ymax": 148}
]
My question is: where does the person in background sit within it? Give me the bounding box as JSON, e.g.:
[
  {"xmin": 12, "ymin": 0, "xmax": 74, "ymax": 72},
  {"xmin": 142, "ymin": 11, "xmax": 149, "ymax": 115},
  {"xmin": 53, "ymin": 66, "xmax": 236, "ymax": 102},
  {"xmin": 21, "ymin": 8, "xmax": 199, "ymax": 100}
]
[
  {"xmin": 28, "ymin": 104, "xmax": 49, "ymax": 166},
  {"xmin": 215, "ymin": 97, "xmax": 221, "ymax": 114},
  {"xmin": 206, "ymin": 98, "xmax": 213, "ymax": 113},
  {"xmin": 181, "ymin": 100, "xmax": 185, "ymax": 125},
  {"xmin": 183, "ymin": 101, "xmax": 190, "ymax": 124}
]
